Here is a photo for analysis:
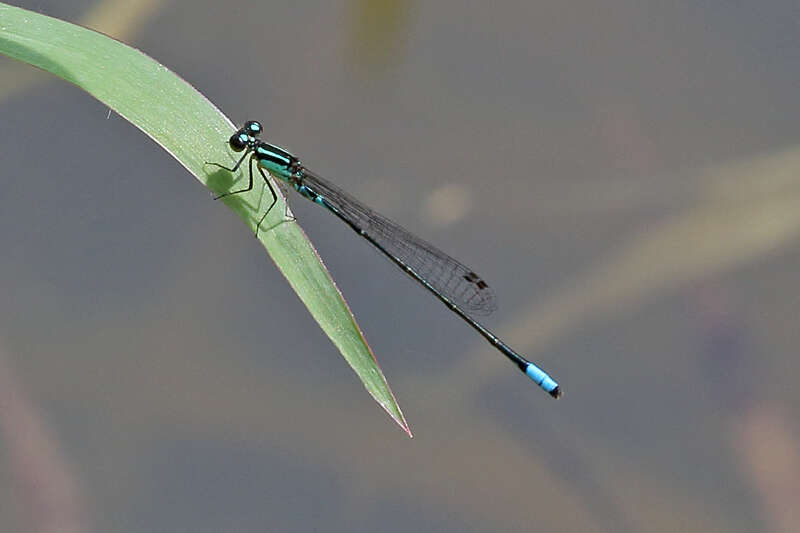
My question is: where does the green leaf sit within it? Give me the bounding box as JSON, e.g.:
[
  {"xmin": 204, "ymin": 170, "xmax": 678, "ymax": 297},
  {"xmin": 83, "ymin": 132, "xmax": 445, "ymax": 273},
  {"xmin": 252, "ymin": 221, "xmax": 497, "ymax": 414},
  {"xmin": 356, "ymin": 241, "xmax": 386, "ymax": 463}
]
[{"xmin": 0, "ymin": 2, "xmax": 409, "ymax": 435}]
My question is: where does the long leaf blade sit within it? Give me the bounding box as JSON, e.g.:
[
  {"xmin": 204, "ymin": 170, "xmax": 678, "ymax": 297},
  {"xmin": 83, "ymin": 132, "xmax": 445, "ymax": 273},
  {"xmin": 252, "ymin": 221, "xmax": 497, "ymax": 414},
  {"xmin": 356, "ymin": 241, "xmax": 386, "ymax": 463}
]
[{"xmin": 0, "ymin": 2, "xmax": 409, "ymax": 435}]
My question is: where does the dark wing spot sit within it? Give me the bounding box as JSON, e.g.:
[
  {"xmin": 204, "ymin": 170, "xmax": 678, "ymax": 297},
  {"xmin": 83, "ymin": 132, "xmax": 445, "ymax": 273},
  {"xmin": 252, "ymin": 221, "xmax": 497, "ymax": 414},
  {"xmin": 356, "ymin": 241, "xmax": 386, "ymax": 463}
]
[{"xmin": 464, "ymin": 271, "xmax": 489, "ymax": 290}]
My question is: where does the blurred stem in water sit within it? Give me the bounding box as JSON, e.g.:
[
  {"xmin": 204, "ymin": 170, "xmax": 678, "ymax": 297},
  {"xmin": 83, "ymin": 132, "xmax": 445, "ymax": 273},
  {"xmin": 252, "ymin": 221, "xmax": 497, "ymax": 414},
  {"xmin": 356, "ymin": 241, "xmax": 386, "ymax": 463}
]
[{"xmin": 0, "ymin": 345, "xmax": 89, "ymax": 533}]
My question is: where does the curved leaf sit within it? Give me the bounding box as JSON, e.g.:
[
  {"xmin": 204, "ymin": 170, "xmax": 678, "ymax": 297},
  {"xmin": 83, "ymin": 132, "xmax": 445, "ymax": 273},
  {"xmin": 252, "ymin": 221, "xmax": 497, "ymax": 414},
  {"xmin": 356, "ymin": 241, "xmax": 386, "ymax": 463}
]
[{"xmin": 0, "ymin": 2, "xmax": 409, "ymax": 435}]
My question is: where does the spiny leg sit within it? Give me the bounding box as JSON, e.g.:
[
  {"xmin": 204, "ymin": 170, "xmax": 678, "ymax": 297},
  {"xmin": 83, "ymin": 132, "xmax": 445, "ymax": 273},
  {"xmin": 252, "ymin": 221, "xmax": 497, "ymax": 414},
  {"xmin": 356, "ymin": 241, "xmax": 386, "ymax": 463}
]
[
  {"xmin": 251, "ymin": 167, "xmax": 299, "ymax": 237},
  {"xmin": 254, "ymin": 164, "xmax": 279, "ymax": 237},
  {"xmin": 206, "ymin": 150, "xmax": 293, "ymax": 237},
  {"xmin": 274, "ymin": 180, "xmax": 297, "ymax": 223},
  {"xmin": 206, "ymin": 150, "xmax": 253, "ymax": 200},
  {"xmin": 205, "ymin": 149, "xmax": 249, "ymax": 173}
]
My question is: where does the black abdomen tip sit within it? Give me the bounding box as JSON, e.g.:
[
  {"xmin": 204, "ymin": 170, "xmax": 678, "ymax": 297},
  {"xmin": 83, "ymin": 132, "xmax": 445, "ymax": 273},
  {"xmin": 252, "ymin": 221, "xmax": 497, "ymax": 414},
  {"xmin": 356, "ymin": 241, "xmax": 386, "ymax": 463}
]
[{"xmin": 549, "ymin": 386, "xmax": 562, "ymax": 399}]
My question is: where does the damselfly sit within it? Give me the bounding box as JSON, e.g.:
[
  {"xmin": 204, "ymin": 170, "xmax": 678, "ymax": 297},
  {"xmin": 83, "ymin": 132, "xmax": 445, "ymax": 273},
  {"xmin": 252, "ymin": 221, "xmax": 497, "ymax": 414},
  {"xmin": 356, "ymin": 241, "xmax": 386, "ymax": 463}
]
[{"xmin": 208, "ymin": 121, "xmax": 561, "ymax": 398}]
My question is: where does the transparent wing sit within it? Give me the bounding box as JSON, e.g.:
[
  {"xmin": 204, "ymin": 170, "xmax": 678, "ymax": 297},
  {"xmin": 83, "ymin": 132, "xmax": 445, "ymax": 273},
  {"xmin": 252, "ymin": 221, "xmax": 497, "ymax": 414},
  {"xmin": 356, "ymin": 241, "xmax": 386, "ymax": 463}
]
[{"xmin": 299, "ymin": 168, "xmax": 497, "ymax": 315}]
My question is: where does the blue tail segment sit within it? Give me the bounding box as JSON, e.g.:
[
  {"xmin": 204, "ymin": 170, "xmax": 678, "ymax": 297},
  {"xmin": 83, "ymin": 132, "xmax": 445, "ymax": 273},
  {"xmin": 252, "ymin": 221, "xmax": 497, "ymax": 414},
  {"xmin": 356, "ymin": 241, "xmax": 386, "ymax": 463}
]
[{"xmin": 525, "ymin": 363, "xmax": 562, "ymax": 398}]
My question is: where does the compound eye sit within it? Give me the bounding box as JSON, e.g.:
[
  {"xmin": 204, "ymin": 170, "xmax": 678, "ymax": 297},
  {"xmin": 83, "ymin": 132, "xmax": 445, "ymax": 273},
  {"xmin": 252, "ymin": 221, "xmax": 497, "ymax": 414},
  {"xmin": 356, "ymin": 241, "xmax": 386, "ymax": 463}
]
[
  {"xmin": 229, "ymin": 132, "xmax": 250, "ymax": 152},
  {"xmin": 243, "ymin": 120, "xmax": 263, "ymax": 136}
]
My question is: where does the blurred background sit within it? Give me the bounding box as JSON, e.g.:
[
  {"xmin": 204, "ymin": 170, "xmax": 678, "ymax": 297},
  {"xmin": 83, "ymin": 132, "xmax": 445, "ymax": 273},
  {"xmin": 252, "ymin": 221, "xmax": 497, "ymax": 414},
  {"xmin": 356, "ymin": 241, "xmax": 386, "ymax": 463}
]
[{"xmin": 2, "ymin": 1, "xmax": 800, "ymax": 531}]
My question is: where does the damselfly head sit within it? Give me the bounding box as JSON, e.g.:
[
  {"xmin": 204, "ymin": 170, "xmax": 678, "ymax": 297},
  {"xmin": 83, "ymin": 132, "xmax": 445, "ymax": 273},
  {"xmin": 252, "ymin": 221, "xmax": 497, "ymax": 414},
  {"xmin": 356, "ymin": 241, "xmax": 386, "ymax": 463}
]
[
  {"xmin": 242, "ymin": 120, "xmax": 263, "ymax": 137},
  {"xmin": 229, "ymin": 131, "xmax": 251, "ymax": 152}
]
